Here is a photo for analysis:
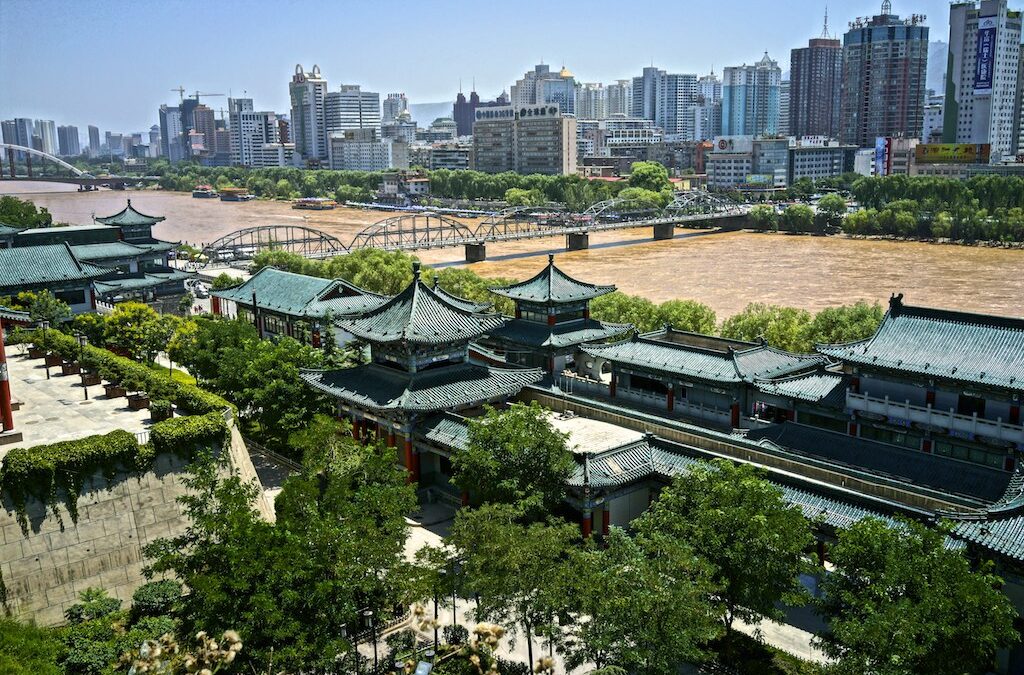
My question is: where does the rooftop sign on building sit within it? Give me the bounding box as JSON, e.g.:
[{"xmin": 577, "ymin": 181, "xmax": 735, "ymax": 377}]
[{"xmin": 914, "ymin": 143, "xmax": 991, "ymax": 164}]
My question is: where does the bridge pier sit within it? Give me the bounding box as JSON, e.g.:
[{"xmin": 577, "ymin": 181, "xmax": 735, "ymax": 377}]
[
  {"xmin": 25, "ymin": 155, "xmax": 32, "ymax": 179},
  {"xmin": 6, "ymin": 150, "xmax": 12, "ymax": 178},
  {"xmin": 653, "ymin": 222, "xmax": 675, "ymax": 240},
  {"xmin": 465, "ymin": 243, "xmax": 487, "ymax": 262},
  {"xmin": 566, "ymin": 232, "xmax": 589, "ymax": 251}
]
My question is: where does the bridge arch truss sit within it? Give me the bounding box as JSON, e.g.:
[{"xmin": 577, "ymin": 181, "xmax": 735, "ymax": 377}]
[
  {"xmin": 201, "ymin": 225, "xmax": 348, "ymax": 264},
  {"xmin": 474, "ymin": 205, "xmax": 571, "ymax": 241},
  {"xmin": 350, "ymin": 212, "xmax": 479, "ymax": 251},
  {"xmin": 0, "ymin": 143, "xmax": 90, "ymax": 177},
  {"xmin": 665, "ymin": 190, "xmax": 742, "ymax": 215},
  {"xmin": 582, "ymin": 197, "xmax": 663, "ymax": 222}
]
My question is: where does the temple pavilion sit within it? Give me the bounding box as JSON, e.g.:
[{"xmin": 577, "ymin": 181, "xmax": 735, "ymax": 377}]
[
  {"xmin": 302, "ymin": 263, "xmax": 543, "ymax": 483},
  {"xmin": 486, "ymin": 254, "xmax": 631, "ymax": 374}
]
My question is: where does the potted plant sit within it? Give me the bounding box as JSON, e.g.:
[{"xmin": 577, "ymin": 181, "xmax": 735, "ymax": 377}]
[
  {"xmin": 150, "ymin": 399, "xmax": 173, "ymax": 422},
  {"xmin": 123, "ymin": 372, "xmax": 150, "ymax": 410},
  {"xmin": 61, "ymin": 360, "xmax": 81, "ymax": 375},
  {"xmin": 103, "ymin": 381, "xmax": 127, "ymax": 399},
  {"xmin": 80, "ymin": 370, "xmax": 102, "ymax": 386},
  {"xmin": 44, "ymin": 352, "xmax": 63, "ymax": 367},
  {"xmin": 27, "ymin": 344, "xmax": 45, "ymax": 359}
]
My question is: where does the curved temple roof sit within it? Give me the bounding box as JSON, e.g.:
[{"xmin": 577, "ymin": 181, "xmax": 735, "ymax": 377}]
[
  {"xmin": 94, "ymin": 199, "xmax": 166, "ymax": 227},
  {"xmin": 336, "ymin": 263, "xmax": 505, "ymax": 346},
  {"xmin": 491, "ymin": 254, "xmax": 616, "ymax": 305}
]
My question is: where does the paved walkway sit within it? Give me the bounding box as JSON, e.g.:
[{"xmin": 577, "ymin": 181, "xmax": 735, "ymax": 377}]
[{"xmin": 2, "ymin": 351, "xmax": 152, "ymax": 459}]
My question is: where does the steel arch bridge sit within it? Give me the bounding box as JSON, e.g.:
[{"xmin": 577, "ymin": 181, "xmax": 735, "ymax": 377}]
[
  {"xmin": 350, "ymin": 212, "xmax": 479, "ymax": 251},
  {"xmin": 665, "ymin": 190, "xmax": 743, "ymax": 215},
  {"xmin": 474, "ymin": 205, "xmax": 570, "ymax": 241},
  {"xmin": 0, "ymin": 143, "xmax": 92, "ymax": 178},
  {"xmin": 201, "ymin": 225, "xmax": 348, "ymax": 263},
  {"xmin": 582, "ymin": 197, "xmax": 663, "ymax": 221}
]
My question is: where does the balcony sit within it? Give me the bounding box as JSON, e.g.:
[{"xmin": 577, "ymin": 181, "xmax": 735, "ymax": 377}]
[{"xmin": 847, "ymin": 391, "xmax": 1024, "ymax": 446}]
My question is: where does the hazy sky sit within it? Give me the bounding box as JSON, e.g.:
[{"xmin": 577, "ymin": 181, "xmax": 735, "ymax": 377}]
[{"xmin": 0, "ymin": 0, "xmax": 952, "ymax": 134}]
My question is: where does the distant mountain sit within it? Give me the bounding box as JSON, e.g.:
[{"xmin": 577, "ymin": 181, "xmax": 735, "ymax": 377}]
[
  {"xmin": 409, "ymin": 101, "xmax": 453, "ymax": 125},
  {"xmin": 928, "ymin": 40, "xmax": 948, "ymax": 94}
]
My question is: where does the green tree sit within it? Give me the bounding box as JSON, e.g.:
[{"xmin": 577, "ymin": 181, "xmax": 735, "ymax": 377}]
[
  {"xmin": 0, "ymin": 195, "xmax": 53, "ymax": 227},
  {"xmin": 21, "ymin": 290, "xmax": 71, "ymax": 325},
  {"xmin": 817, "ymin": 518, "xmax": 1019, "ymax": 675},
  {"xmin": 635, "ymin": 461, "xmax": 813, "ymax": 639},
  {"xmin": 804, "ymin": 301, "xmax": 883, "ymax": 347},
  {"xmin": 103, "ymin": 302, "xmax": 177, "ymax": 363},
  {"xmin": 656, "ymin": 300, "xmax": 716, "ymax": 334},
  {"xmin": 0, "ymin": 618, "xmax": 61, "ymax": 675},
  {"xmin": 452, "ymin": 402, "xmax": 575, "ymax": 518},
  {"xmin": 446, "ymin": 504, "xmax": 578, "ymax": 673},
  {"xmin": 178, "ymin": 290, "xmax": 195, "ymax": 314},
  {"xmin": 749, "ymin": 204, "xmax": 778, "ymax": 231},
  {"xmin": 627, "ymin": 161, "xmax": 671, "ymax": 193},
  {"xmin": 589, "ymin": 292, "xmax": 660, "ymax": 332},
  {"xmin": 562, "ymin": 530, "xmax": 720, "ymax": 673},
  {"xmin": 780, "ymin": 204, "xmax": 815, "ymax": 234},
  {"xmin": 719, "ymin": 303, "xmax": 814, "ymax": 352},
  {"xmin": 504, "ymin": 187, "xmax": 547, "ymax": 207},
  {"xmin": 210, "ymin": 272, "xmax": 243, "ymax": 290},
  {"xmin": 167, "ymin": 317, "xmax": 258, "ymax": 386},
  {"xmin": 815, "ymin": 193, "xmax": 848, "ymax": 231}
]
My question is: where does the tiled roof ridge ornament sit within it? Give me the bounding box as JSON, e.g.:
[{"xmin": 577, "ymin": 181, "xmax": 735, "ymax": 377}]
[{"xmin": 889, "ymin": 292, "xmax": 905, "ymax": 314}]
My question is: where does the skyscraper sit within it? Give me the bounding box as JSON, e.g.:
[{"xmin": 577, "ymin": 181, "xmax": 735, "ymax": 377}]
[
  {"xmin": 34, "ymin": 120, "xmax": 58, "ymax": 155},
  {"xmin": 326, "ymin": 85, "xmax": 381, "ymax": 133},
  {"xmin": 840, "ymin": 1, "xmax": 929, "ymax": 147},
  {"xmin": 228, "ymin": 97, "xmax": 283, "ymax": 167},
  {"xmin": 577, "ymin": 83, "xmax": 608, "ymax": 119},
  {"xmin": 790, "ymin": 17, "xmax": 843, "ymax": 139},
  {"xmin": 57, "ymin": 125, "xmax": 80, "ymax": 156},
  {"xmin": 722, "ymin": 53, "xmax": 782, "ymax": 136},
  {"xmin": 192, "ymin": 105, "xmax": 217, "ymax": 155},
  {"xmin": 1, "ymin": 120, "xmax": 15, "ymax": 147},
  {"xmin": 510, "ymin": 64, "xmax": 577, "ymax": 115},
  {"xmin": 606, "ymin": 80, "xmax": 633, "ymax": 117},
  {"xmin": 382, "ymin": 93, "xmax": 408, "ymax": 125},
  {"xmin": 943, "ymin": 0, "xmax": 1022, "ymax": 161},
  {"xmin": 778, "ymin": 81, "xmax": 791, "ymax": 136},
  {"xmin": 694, "ymin": 70, "xmax": 723, "ymax": 140},
  {"xmin": 13, "ymin": 118, "xmax": 34, "ymax": 149},
  {"xmin": 289, "ymin": 64, "xmax": 329, "ymax": 164},
  {"xmin": 149, "ymin": 125, "xmax": 161, "ymax": 157},
  {"xmin": 631, "ymin": 67, "xmax": 699, "ymax": 136},
  {"xmin": 453, "ymin": 90, "xmax": 481, "ymax": 136},
  {"xmin": 88, "ymin": 125, "xmax": 101, "ymax": 157},
  {"xmin": 159, "ymin": 105, "xmax": 185, "ymax": 163}
]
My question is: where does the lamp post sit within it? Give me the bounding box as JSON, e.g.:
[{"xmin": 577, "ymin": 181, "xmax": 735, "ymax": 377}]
[
  {"xmin": 363, "ymin": 608, "xmax": 377, "ymax": 672},
  {"xmin": 41, "ymin": 321, "xmax": 50, "ymax": 380},
  {"xmin": 433, "ymin": 571, "xmax": 442, "ymax": 651},
  {"xmin": 75, "ymin": 331, "xmax": 88, "ymax": 400}
]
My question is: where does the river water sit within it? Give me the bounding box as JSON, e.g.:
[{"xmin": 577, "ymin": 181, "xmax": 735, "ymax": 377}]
[{"xmin": 5, "ymin": 182, "xmax": 1023, "ymax": 319}]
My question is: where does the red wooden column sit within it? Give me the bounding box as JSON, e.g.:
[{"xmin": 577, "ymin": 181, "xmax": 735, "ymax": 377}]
[
  {"xmin": 816, "ymin": 540, "xmax": 827, "ymax": 567},
  {"xmin": 403, "ymin": 437, "xmax": 419, "ymax": 484},
  {"xmin": 581, "ymin": 509, "xmax": 593, "ymax": 538},
  {"xmin": 921, "ymin": 439, "xmax": 933, "ymax": 454},
  {"xmin": 601, "ymin": 506, "xmax": 610, "ymax": 537},
  {"xmin": 667, "ymin": 386, "xmax": 675, "ymax": 412},
  {"xmin": 351, "ymin": 416, "xmax": 361, "ymax": 440},
  {"xmin": 848, "ymin": 421, "xmax": 858, "ymax": 436},
  {"xmin": 730, "ymin": 402, "xmax": 740, "ymax": 428},
  {"xmin": 1010, "ymin": 403, "xmax": 1020, "ymax": 425},
  {"xmin": 0, "ymin": 319, "xmax": 15, "ymax": 432},
  {"xmin": 211, "ymin": 295, "xmax": 221, "ymax": 315},
  {"xmin": 609, "ymin": 373, "xmax": 617, "ymax": 398},
  {"xmin": 925, "ymin": 390, "xmax": 936, "ymax": 407}
]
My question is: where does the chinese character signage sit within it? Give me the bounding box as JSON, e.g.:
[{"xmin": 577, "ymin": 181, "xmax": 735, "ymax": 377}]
[
  {"xmin": 974, "ymin": 16, "xmax": 997, "ymax": 95},
  {"xmin": 914, "ymin": 144, "xmax": 991, "ymax": 164}
]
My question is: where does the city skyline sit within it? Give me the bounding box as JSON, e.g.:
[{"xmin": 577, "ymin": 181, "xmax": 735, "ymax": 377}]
[{"xmin": 0, "ymin": 0, "xmax": 954, "ymax": 133}]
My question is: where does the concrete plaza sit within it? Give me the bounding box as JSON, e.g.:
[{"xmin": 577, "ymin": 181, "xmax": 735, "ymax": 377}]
[{"xmin": 1, "ymin": 349, "xmax": 153, "ymax": 459}]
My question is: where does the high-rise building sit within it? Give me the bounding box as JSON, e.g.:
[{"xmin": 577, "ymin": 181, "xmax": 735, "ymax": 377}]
[
  {"xmin": 631, "ymin": 67, "xmax": 699, "ymax": 137},
  {"xmin": 942, "ymin": 0, "xmax": 1022, "ymax": 161},
  {"xmin": 472, "ymin": 104, "xmax": 575, "ymax": 175},
  {"xmin": 511, "ymin": 64, "xmax": 577, "ymax": 115},
  {"xmin": 922, "ymin": 92, "xmax": 945, "ymax": 143},
  {"xmin": 158, "ymin": 105, "xmax": 185, "ymax": 163},
  {"xmin": 1, "ymin": 120, "xmax": 15, "ymax": 147},
  {"xmin": 789, "ymin": 20, "xmax": 843, "ymax": 139},
  {"xmin": 57, "ymin": 125, "xmax": 80, "ymax": 156},
  {"xmin": 577, "ymin": 83, "xmax": 608, "ymax": 119},
  {"xmin": 88, "ymin": 125, "xmax": 101, "ymax": 157},
  {"xmin": 34, "ymin": 120, "xmax": 57, "ymax": 155},
  {"xmin": 327, "ymin": 128, "xmax": 407, "ymax": 171},
  {"xmin": 722, "ymin": 53, "xmax": 782, "ymax": 137},
  {"xmin": 148, "ymin": 125, "xmax": 161, "ymax": 156},
  {"xmin": 105, "ymin": 132, "xmax": 124, "ymax": 157},
  {"xmin": 289, "ymin": 64, "xmax": 329, "ymax": 164},
  {"xmin": 694, "ymin": 70, "xmax": 723, "ymax": 140},
  {"xmin": 840, "ymin": 1, "xmax": 929, "ymax": 147},
  {"xmin": 453, "ymin": 91, "xmax": 481, "ymax": 137},
  {"xmin": 13, "ymin": 118, "xmax": 34, "ymax": 149},
  {"xmin": 382, "ymin": 93, "xmax": 408, "ymax": 124},
  {"xmin": 326, "ymin": 85, "xmax": 381, "ymax": 133},
  {"xmin": 228, "ymin": 98, "xmax": 282, "ymax": 167},
  {"xmin": 192, "ymin": 105, "xmax": 217, "ymax": 155},
  {"xmin": 1015, "ymin": 48, "xmax": 1024, "ymax": 155},
  {"xmin": 778, "ymin": 81, "xmax": 791, "ymax": 136},
  {"xmin": 607, "ymin": 80, "xmax": 633, "ymax": 117}
]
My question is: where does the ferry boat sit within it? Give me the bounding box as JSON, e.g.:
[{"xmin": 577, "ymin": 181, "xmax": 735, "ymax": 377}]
[
  {"xmin": 219, "ymin": 187, "xmax": 255, "ymax": 202},
  {"xmin": 192, "ymin": 185, "xmax": 218, "ymax": 198},
  {"xmin": 292, "ymin": 197, "xmax": 337, "ymax": 210}
]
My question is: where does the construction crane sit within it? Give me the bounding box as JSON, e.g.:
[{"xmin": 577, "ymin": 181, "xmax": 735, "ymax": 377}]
[
  {"xmin": 171, "ymin": 86, "xmax": 186, "ymax": 102},
  {"xmin": 192, "ymin": 91, "xmax": 226, "ymax": 104}
]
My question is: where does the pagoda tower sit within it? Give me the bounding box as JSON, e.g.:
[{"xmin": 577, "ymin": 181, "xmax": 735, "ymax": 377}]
[
  {"xmin": 302, "ymin": 263, "xmax": 543, "ymax": 482},
  {"xmin": 486, "ymin": 255, "xmax": 631, "ymax": 374}
]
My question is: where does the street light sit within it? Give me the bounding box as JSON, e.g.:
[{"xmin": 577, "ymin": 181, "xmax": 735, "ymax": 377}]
[
  {"xmin": 41, "ymin": 321, "xmax": 50, "ymax": 380},
  {"xmin": 75, "ymin": 331, "xmax": 88, "ymax": 400},
  {"xmin": 433, "ymin": 570, "xmax": 443, "ymax": 651},
  {"xmin": 363, "ymin": 608, "xmax": 378, "ymax": 672}
]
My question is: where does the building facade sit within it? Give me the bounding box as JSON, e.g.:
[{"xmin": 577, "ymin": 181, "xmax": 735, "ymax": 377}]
[
  {"xmin": 790, "ymin": 36, "xmax": 843, "ymax": 139},
  {"xmin": 631, "ymin": 67, "xmax": 699, "ymax": 137},
  {"xmin": 56, "ymin": 125, "xmax": 80, "ymax": 156},
  {"xmin": 722, "ymin": 54, "xmax": 782, "ymax": 137},
  {"xmin": 472, "ymin": 105, "xmax": 576, "ymax": 175},
  {"xmin": 706, "ymin": 136, "xmax": 789, "ymax": 189},
  {"xmin": 511, "ymin": 64, "xmax": 577, "ymax": 115},
  {"xmin": 289, "ymin": 64, "xmax": 329, "ymax": 164},
  {"xmin": 382, "ymin": 93, "xmax": 408, "ymax": 124},
  {"xmin": 326, "ymin": 85, "xmax": 382, "ymax": 133},
  {"xmin": 942, "ymin": 0, "xmax": 1023, "ymax": 161},
  {"xmin": 606, "ymin": 80, "xmax": 633, "ymax": 117},
  {"xmin": 158, "ymin": 105, "xmax": 185, "ymax": 163},
  {"xmin": 327, "ymin": 129, "xmax": 407, "ymax": 171},
  {"xmin": 840, "ymin": 3, "xmax": 930, "ymax": 147}
]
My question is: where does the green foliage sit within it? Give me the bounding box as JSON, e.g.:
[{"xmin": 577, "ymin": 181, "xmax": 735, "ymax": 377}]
[
  {"xmin": 635, "ymin": 461, "xmax": 813, "ymax": 634},
  {"xmin": 750, "ymin": 204, "xmax": 779, "ymax": 231},
  {"xmin": 65, "ymin": 587, "xmax": 122, "ymax": 624},
  {"xmin": 0, "ymin": 195, "xmax": 53, "ymax": 227},
  {"xmin": 719, "ymin": 303, "xmax": 814, "ymax": 353},
  {"xmin": 434, "ymin": 267, "xmax": 517, "ymax": 316},
  {"xmin": 453, "ymin": 402, "xmax": 575, "ymax": 519},
  {"xmin": 817, "ymin": 518, "xmax": 1020, "ymax": 675},
  {"xmin": 563, "ymin": 529, "xmax": 721, "ymax": 673},
  {"xmin": 150, "ymin": 411, "xmax": 227, "ymax": 456},
  {"xmin": 0, "ymin": 618, "xmax": 62, "ymax": 675},
  {"xmin": 70, "ymin": 312, "xmax": 107, "ymax": 347},
  {"xmin": 657, "ymin": 299, "xmax": 717, "ymax": 334},
  {"xmin": 780, "ymin": 204, "xmax": 816, "ymax": 234},
  {"xmin": 504, "ymin": 187, "xmax": 547, "ymax": 206},
  {"xmin": 103, "ymin": 302, "xmax": 178, "ymax": 363},
  {"xmin": 210, "ymin": 272, "xmax": 243, "ymax": 290},
  {"xmin": 628, "ymin": 161, "xmax": 671, "ymax": 193},
  {"xmin": 803, "ymin": 301, "xmax": 883, "ymax": 347},
  {"xmin": 131, "ymin": 579, "xmax": 183, "ymax": 618},
  {"xmin": 815, "ymin": 193, "xmax": 847, "ymax": 232},
  {"xmin": 24, "ymin": 290, "xmax": 71, "ymax": 324},
  {"xmin": 589, "ymin": 292, "xmax": 661, "ymax": 332}
]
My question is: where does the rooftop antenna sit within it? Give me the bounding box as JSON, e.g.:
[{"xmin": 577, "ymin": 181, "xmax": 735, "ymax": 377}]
[
  {"xmin": 459, "ymin": 78, "xmax": 463, "ymax": 93},
  {"xmin": 821, "ymin": 4, "xmax": 831, "ymax": 38},
  {"xmin": 882, "ymin": 0, "xmax": 891, "ymax": 15}
]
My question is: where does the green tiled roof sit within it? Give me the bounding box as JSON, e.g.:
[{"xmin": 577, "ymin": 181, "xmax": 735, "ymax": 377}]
[
  {"xmin": 212, "ymin": 267, "xmax": 386, "ymax": 319},
  {"xmin": 94, "ymin": 269, "xmax": 194, "ymax": 295},
  {"xmin": 71, "ymin": 241, "xmax": 154, "ymax": 261},
  {"xmin": 133, "ymin": 241, "xmax": 176, "ymax": 254},
  {"xmin": 419, "ymin": 412, "xmax": 472, "ymax": 450},
  {"xmin": 818, "ymin": 296, "xmax": 1024, "ymax": 390},
  {"xmin": 336, "ymin": 265, "xmax": 505, "ymax": 346},
  {"xmin": 755, "ymin": 370, "xmax": 848, "ymax": 407},
  {"xmin": 94, "ymin": 199, "xmax": 165, "ymax": 226},
  {"xmin": 431, "ymin": 278, "xmax": 492, "ymax": 313},
  {"xmin": 583, "ymin": 333, "xmax": 822, "ymax": 384},
  {"xmin": 0, "ymin": 243, "xmax": 110, "ymax": 290},
  {"xmin": 301, "ymin": 362, "xmax": 543, "ymax": 412},
  {"xmin": 0, "ymin": 223, "xmax": 24, "ymax": 236},
  {"xmin": 0, "ymin": 306, "xmax": 31, "ymax": 323},
  {"xmin": 491, "ymin": 255, "xmax": 616, "ymax": 304},
  {"xmin": 489, "ymin": 318, "xmax": 632, "ymax": 349}
]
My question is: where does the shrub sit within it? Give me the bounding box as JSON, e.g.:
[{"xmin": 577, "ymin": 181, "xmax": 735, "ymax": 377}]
[
  {"xmin": 131, "ymin": 580, "xmax": 182, "ymax": 619},
  {"xmin": 64, "ymin": 588, "xmax": 122, "ymax": 624},
  {"xmin": 150, "ymin": 412, "xmax": 227, "ymax": 456},
  {"xmin": 443, "ymin": 624, "xmax": 469, "ymax": 646}
]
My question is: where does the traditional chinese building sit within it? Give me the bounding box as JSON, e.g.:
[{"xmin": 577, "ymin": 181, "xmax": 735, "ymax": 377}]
[
  {"xmin": 486, "ymin": 255, "xmax": 631, "ymax": 374},
  {"xmin": 576, "ymin": 327, "xmax": 824, "ymax": 428},
  {"xmin": 302, "ymin": 263, "xmax": 543, "ymax": 484},
  {"xmin": 93, "ymin": 199, "xmax": 166, "ymax": 243},
  {"xmin": 211, "ymin": 267, "xmax": 387, "ymax": 347}
]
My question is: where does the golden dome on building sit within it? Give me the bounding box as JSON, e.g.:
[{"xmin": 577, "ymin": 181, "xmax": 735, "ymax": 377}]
[{"xmin": 559, "ymin": 66, "xmax": 574, "ymax": 78}]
